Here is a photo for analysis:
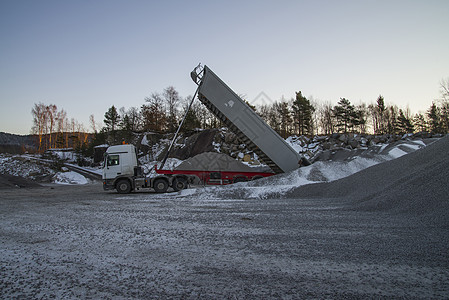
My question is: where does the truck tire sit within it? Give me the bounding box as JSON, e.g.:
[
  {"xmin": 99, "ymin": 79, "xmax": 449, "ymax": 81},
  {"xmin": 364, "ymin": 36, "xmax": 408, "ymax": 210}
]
[
  {"xmin": 172, "ymin": 177, "xmax": 188, "ymax": 192},
  {"xmin": 116, "ymin": 179, "xmax": 132, "ymax": 194},
  {"xmin": 153, "ymin": 178, "xmax": 168, "ymax": 193}
]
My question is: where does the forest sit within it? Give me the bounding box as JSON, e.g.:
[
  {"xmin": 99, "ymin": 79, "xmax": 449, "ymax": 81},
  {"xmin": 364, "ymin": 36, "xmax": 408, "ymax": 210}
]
[{"xmin": 31, "ymin": 79, "xmax": 449, "ymax": 154}]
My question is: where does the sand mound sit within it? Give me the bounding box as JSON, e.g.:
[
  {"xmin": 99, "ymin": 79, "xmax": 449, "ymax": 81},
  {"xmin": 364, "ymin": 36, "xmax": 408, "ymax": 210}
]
[
  {"xmin": 286, "ymin": 135, "xmax": 449, "ymax": 222},
  {"xmin": 175, "ymin": 152, "xmax": 253, "ymax": 172}
]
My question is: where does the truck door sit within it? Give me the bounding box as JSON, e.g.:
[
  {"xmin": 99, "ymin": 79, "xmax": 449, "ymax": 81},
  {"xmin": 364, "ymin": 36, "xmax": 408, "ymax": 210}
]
[{"xmin": 104, "ymin": 153, "xmax": 122, "ymax": 178}]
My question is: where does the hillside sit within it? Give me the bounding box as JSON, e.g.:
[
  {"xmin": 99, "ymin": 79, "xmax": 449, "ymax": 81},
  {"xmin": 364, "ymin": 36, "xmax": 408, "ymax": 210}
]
[{"xmin": 0, "ymin": 132, "xmax": 37, "ymax": 153}]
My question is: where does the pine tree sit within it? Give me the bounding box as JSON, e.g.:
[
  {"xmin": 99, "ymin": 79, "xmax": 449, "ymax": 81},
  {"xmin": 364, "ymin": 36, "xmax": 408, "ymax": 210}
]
[
  {"xmin": 292, "ymin": 91, "xmax": 315, "ymax": 135},
  {"xmin": 333, "ymin": 98, "xmax": 355, "ymax": 133},
  {"xmin": 386, "ymin": 106, "xmax": 399, "ymax": 134},
  {"xmin": 277, "ymin": 100, "xmax": 292, "ymax": 138},
  {"xmin": 104, "ymin": 105, "xmax": 120, "ymax": 132},
  {"xmin": 104, "ymin": 105, "xmax": 120, "ymax": 143},
  {"xmin": 427, "ymin": 102, "xmax": 442, "ymax": 133},
  {"xmin": 181, "ymin": 107, "xmax": 201, "ymax": 131},
  {"xmin": 397, "ymin": 109, "xmax": 414, "ymax": 134},
  {"xmin": 354, "ymin": 104, "xmax": 367, "ymax": 134},
  {"xmin": 413, "ymin": 113, "xmax": 427, "ymax": 132},
  {"xmin": 440, "ymin": 101, "xmax": 449, "ymax": 133}
]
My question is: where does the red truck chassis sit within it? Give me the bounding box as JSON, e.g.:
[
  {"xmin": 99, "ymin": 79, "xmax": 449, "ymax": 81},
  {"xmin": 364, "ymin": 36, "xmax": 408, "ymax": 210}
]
[{"xmin": 155, "ymin": 166, "xmax": 274, "ymax": 185}]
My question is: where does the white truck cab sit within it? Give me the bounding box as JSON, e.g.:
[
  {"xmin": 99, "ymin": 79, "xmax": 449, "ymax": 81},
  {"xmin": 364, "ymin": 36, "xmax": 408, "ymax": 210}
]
[
  {"xmin": 102, "ymin": 144, "xmax": 190, "ymax": 194},
  {"xmin": 103, "ymin": 144, "xmax": 138, "ymax": 179}
]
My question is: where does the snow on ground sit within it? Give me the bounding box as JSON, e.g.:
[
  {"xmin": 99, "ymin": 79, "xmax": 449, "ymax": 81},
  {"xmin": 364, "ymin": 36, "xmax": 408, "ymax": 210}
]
[{"xmin": 53, "ymin": 171, "xmax": 89, "ymax": 185}]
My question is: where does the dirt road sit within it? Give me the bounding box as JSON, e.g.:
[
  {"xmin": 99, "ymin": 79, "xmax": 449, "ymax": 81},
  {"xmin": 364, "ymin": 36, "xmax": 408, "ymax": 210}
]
[{"xmin": 1, "ymin": 183, "xmax": 448, "ymax": 299}]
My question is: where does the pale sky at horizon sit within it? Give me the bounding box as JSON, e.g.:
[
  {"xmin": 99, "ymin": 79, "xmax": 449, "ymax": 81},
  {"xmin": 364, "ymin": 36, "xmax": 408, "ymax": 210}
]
[{"xmin": 1, "ymin": 0, "xmax": 448, "ymax": 135}]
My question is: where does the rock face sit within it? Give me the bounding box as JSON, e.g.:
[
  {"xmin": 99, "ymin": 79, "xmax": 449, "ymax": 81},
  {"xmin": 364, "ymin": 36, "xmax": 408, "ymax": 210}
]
[{"xmin": 170, "ymin": 130, "xmax": 218, "ymax": 159}]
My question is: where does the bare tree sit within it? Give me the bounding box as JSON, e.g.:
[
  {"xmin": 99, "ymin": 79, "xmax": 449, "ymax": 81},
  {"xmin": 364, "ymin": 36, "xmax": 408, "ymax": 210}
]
[
  {"xmin": 440, "ymin": 78, "xmax": 449, "ymax": 101},
  {"xmin": 317, "ymin": 102, "xmax": 334, "ymax": 135},
  {"xmin": 31, "ymin": 102, "xmax": 48, "ymax": 152},
  {"xmin": 142, "ymin": 93, "xmax": 167, "ymax": 132},
  {"xmin": 46, "ymin": 104, "xmax": 57, "ymax": 149},
  {"xmin": 163, "ymin": 86, "xmax": 180, "ymax": 132},
  {"xmin": 89, "ymin": 114, "xmax": 97, "ymax": 133}
]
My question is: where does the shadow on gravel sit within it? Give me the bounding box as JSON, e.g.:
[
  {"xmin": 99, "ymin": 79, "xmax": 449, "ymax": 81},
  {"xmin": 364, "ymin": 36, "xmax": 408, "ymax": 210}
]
[{"xmin": 0, "ymin": 174, "xmax": 42, "ymax": 189}]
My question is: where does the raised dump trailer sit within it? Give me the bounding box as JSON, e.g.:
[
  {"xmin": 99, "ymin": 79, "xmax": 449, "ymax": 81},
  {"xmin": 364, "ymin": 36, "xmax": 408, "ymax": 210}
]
[{"xmin": 191, "ymin": 65, "xmax": 307, "ymax": 174}]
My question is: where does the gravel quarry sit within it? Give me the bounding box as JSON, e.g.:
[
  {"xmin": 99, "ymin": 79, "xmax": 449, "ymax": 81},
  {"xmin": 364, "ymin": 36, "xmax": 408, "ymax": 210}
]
[{"xmin": 1, "ymin": 136, "xmax": 448, "ymax": 298}]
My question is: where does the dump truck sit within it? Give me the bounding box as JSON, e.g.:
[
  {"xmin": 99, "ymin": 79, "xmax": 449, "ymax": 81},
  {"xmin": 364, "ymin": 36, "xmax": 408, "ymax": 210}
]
[
  {"xmin": 102, "ymin": 64, "xmax": 308, "ymax": 193},
  {"xmin": 102, "ymin": 144, "xmax": 274, "ymax": 193}
]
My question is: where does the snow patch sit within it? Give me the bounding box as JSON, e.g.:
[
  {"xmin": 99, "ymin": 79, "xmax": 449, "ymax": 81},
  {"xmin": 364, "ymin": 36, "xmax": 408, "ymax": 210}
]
[
  {"xmin": 388, "ymin": 147, "xmax": 408, "ymax": 158},
  {"xmin": 53, "ymin": 171, "xmax": 89, "ymax": 185}
]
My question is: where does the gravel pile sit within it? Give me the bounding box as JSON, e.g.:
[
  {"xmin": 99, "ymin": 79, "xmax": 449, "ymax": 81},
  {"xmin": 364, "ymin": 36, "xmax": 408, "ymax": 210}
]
[
  {"xmin": 0, "ymin": 154, "xmax": 55, "ymax": 182},
  {"xmin": 175, "ymin": 152, "xmax": 254, "ymax": 172},
  {"xmin": 287, "ymin": 135, "xmax": 449, "ymax": 225}
]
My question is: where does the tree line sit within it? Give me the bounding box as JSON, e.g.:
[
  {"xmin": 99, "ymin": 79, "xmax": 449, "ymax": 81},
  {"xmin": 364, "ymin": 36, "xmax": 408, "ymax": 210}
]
[
  {"xmin": 257, "ymin": 78, "xmax": 449, "ymax": 138},
  {"xmin": 31, "ymin": 102, "xmax": 92, "ymax": 152},
  {"xmin": 32, "ymin": 78, "xmax": 449, "ymax": 152},
  {"xmin": 101, "ymin": 79, "xmax": 449, "ymax": 144}
]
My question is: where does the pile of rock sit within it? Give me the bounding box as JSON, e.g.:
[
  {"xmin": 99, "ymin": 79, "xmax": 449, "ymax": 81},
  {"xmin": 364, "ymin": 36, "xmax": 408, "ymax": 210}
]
[
  {"xmin": 175, "ymin": 152, "xmax": 254, "ymax": 172},
  {"xmin": 296, "ymin": 132, "xmax": 444, "ymax": 156}
]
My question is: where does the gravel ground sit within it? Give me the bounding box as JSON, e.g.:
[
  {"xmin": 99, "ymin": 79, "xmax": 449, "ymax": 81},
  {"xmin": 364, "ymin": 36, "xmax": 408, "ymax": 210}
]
[{"xmin": 1, "ymin": 183, "xmax": 448, "ymax": 299}]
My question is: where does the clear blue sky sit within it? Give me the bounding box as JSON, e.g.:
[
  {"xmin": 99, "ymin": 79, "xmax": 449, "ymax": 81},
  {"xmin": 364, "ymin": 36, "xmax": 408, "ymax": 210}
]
[{"xmin": 1, "ymin": 0, "xmax": 448, "ymax": 135}]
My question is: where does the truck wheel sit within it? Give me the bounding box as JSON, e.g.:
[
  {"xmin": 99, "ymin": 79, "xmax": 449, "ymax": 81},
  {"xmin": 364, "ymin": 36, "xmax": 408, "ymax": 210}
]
[
  {"xmin": 153, "ymin": 178, "xmax": 168, "ymax": 193},
  {"xmin": 172, "ymin": 177, "xmax": 188, "ymax": 192},
  {"xmin": 116, "ymin": 179, "xmax": 131, "ymax": 194}
]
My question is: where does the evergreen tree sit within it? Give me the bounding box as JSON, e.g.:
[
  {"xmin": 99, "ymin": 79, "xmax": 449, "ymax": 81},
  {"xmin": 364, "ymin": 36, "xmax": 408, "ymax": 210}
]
[
  {"xmin": 277, "ymin": 100, "xmax": 292, "ymax": 138},
  {"xmin": 427, "ymin": 102, "xmax": 442, "ymax": 133},
  {"xmin": 292, "ymin": 91, "xmax": 315, "ymax": 135},
  {"xmin": 104, "ymin": 105, "xmax": 120, "ymax": 144},
  {"xmin": 386, "ymin": 106, "xmax": 399, "ymax": 134},
  {"xmin": 104, "ymin": 105, "xmax": 120, "ymax": 132},
  {"xmin": 354, "ymin": 104, "xmax": 367, "ymax": 134},
  {"xmin": 333, "ymin": 98, "xmax": 355, "ymax": 133},
  {"xmin": 397, "ymin": 109, "xmax": 414, "ymax": 134},
  {"xmin": 268, "ymin": 102, "xmax": 282, "ymax": 134},
  {"xmin": 413, "ymin": 113, "xmax": 427, "ymax": 132},
  {"xmin": 182, "ymin": 109, "xmax": 201, "ymax": 131},
  {"xmin": 440, "ymin": 101, "xmax": 449, "ymax": 133}
]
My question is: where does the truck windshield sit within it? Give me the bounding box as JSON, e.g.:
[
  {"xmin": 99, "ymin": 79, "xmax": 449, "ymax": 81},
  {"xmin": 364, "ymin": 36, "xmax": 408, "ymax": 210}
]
[{"xmin": 106, "ymin": 154, "xmax": 120, "ymax": 166}]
